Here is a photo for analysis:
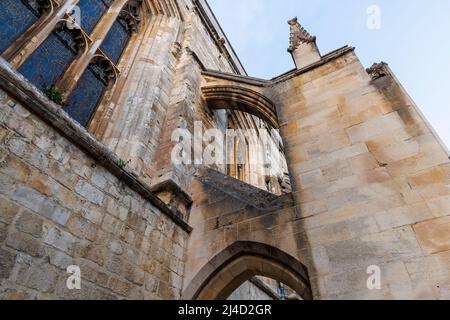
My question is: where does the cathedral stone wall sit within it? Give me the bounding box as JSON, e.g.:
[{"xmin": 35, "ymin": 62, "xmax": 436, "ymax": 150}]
[
  {"xmin": 1, "ymin": 0, "xmax": 450, "ymax": 301},
  {"xmin": 183, "ymin": 168, "xmax": 311, "ymax": 299},
  {"xmin": 0, "ymin": 88, "xmax": 188, "ymax": 300},
  {"xmin": 273, "ymin": 49, "xmax": 450, "ymax": 299}
]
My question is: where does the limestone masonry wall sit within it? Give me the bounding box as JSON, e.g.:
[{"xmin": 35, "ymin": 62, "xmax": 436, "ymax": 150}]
[
  {"xmin": 0, "ymin": 88, "xmax": 188, "ymax": 299},
  {"xmin": 274, "ymin": 51, "xmax": 450, "ymax": 299}
]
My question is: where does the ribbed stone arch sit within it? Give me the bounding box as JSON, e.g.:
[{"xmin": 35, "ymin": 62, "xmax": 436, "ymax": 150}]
[
  {"xmin": 182, "ymin": 241, "xmax": 312, "ymax": 300},
  {"xmin": 202, "ymin": 85, "xmax": 280, "ymax": 129}
]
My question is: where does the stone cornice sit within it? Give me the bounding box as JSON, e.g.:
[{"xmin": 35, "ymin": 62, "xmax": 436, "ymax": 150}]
[
  {"xmin": 0, "ymin": 58, "xmax": 193, "ymax": 233},
  {"xmin": 195, "ymin": 167, "xmax": 294, "ymax": 212},
  {"xmin": 271, "ymin": 45, "xmax": 355, "ymax": 84},
  {"xmin": 202, "ymin": 70, "xmax": 270, "ymax": 87}
]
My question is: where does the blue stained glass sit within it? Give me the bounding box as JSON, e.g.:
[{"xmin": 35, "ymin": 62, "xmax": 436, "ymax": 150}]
[
  {"xmin": 77, "ymin": 0, "xmax": 112, "ymax": 34},
  {"xmin": 100, "ymin": 18, "xmax": 131, "ymax": 63},
  {"xmin": 18, "ymin": 29, "xmax": 78, "ymax": 90},
  {"xmin": 0, "ymin": 0, "xmax": 40, "ymax": 53},
  {"xmin": 64, "ymin": 64, "xmax": 108, "ymax": 127}
]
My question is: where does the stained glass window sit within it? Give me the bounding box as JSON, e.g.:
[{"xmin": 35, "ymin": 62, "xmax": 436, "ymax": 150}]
[
  {"xmin": 77, "ymin": 0, "xmax": 113, "ymax": 35},
  {"xmin": 18, "ymin": 26, "xmax": 79, "ymax": 90},
  {"xmin": 0, "ymin": 0, "xmax": 41, "ymax": 54},
  {"xmin": 63, "ymin": 63, "xmax": 109, "ymax": 127},
  {"xmin": 100, "ymin": 17, "xmax": 131, "ymax": 64}
]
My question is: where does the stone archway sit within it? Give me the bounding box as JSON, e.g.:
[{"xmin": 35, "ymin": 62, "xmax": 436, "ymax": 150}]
[
  {"xmin": 201, "ymin": 85, "xmax": 280, "ymax": 129},
  {"xmin": 182, "ymin": 241, "xmax": 312, "ymax": 300}
]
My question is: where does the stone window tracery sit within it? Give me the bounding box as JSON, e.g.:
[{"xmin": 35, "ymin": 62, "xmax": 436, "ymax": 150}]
[
  {"xmin": 17, "ymin": 22, "xmax": 85, "ymax": 90},
  {"xmin": 0, "ymin": 0, "xmax": 52, "ymax": 54},
  {"xmin": 3, "ymin": 0, "xmax": 148, "ymax": 128},
  {"xmin": 100, "ymin": 0, "xmax": 142, "ymax": 64},
  {"xmin": 64, "ymin": 56, "xmax": 115, "ymax": 126}
]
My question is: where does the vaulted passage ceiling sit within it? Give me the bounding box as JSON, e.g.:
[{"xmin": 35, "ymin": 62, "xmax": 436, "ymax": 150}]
[{"xmin": 202, "ymin": 85, "xmax": 280, "ymax": 129}]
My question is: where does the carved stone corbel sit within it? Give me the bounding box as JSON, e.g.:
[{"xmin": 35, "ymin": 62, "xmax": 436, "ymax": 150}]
[
  {"xmin": 120, "ymin": 0, "xmax": 143, "ymax": 33},
  {"xmin": 366, "ymin": 62, "xmax": 390, "ymax": 80}
]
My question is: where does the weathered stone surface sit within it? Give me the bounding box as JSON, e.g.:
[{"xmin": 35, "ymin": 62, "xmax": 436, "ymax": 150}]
[
  {"xmin": 16, "ymin": 261, "xmax": 59, "ymax": 294},
  {"xmin": 0, "ymin": 198, "xmax": 21, "ymax": 225},
  {"xmin": 0, "ymin": 0, "xmax": 449, "ymax": 301},
  {"xmin": 15, "ymin": 210, "xmax": 44, "ymax": 238},
  {"xmin": 414, "ymin": 217, "xmax": 450, "ymax": 254},
  {"xmin": 0, "ymin": 249, "xmax": 16, "ymax": 279},
  {"xmin": 6, "ymin": 231, "xmax": 42, "ymax": 257},
  {"xmin": 12, "ymin": 186, "xmax": 71, "ymax": 226}
]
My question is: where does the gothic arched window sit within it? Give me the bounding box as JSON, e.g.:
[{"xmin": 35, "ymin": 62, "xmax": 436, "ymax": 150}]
[
  {"xmin": 63, "ymin": 57, "xmax": 115, "ymax": 127},
  {"xmin": 17, "ymin": 22, "xmax": 85, "ymax": 90},
  {"xmin": 77, "ymin": 0, "xmax": 113, "ymax": 35},
  {"xmin": 100, "ymin": 17, "xmax": 131, "ymax": 64},
  {"xmin": 0, "ymin": 0, "xmax": 49, "ymax": 54},
  {"xmin": 100, "ymin": 1, "xmax": 142, "ymax": 64}
]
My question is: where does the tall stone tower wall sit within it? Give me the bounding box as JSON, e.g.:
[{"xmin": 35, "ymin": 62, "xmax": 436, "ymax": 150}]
[{"xmin": 273, "ymin": 49, "xmax": 450, "ymax": 299}]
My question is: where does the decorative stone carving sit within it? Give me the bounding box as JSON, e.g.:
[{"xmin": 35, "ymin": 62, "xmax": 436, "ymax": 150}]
[
  {"xmin": 171, "ymin": 41, "xmax": 182, "ymax": 58},
  {"xmin": 54, "ymin": 20, "xmax": 87, "ymax": 53},
  {"xmin": 287, "ymin": 17, "xmax": 316, "ymax": 53},
  {"xmin": 26, "ymin": 0, "xmax": 53, "ymax": 15},
  {"xmin": 366, "ymin": 62, "xmax": 390, "ymax": 80},
  {"xmin": 91, "ymin": 55, "xmax": 117, "ymax": 85},
  {"xmin": 120, "ymin": 0, "xmax": 143, "ymax": 33}
]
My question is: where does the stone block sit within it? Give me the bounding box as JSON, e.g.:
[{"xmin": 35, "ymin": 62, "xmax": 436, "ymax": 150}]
[
  {"xmin": 15, "ymin": 210, "xmax": 44, "ymax": 238},
  {"xmin": 426, "ymin": 195, "xmax": 450, "ymax": 218},
  {"xmin": 16, "ymin": 262, "xmax": 60, "ymax": 294},
  {"xmin": 75, "ymin": 180, "xmax": 105, "ymax": 206},
  {"xmin": 0, "ymin": 248, "xmax": 16, "ymax": 279},
  {"xmin": 28, "ymin": 171, "xmax": 59, "ymax": 197},
  {"xmin": 0, "ymin": 197, "xmax": 21, "ymax": 225},
  {"xmin": 108, "ymin": 276, "xmax": 134, "ymax": 297},
  {"xmin": 6, "ymin": 231, "xmax": 42, "ymax": 257},
  {"xmin": 91, "ymin": 168, "xmax": 109, "ymax": 189},
  {"xmin": 374, "ymin": 202, "xmax": 434, "ymax": 231},
  {"xmin": 12, "ymin": 186, "xmax": 71, "ymax": 226},
  {"xmin": 346, "ymin": 111, "xmax": 404, "ymax": 144},
  {"xmin": 0, "ymin": 155, "xmax": 31, "ymax": 183},
  {"xmin": 414, "ymin": 217, "xmax": 450, "ymax": 254},
  {"xmin": 67, "ymin": 215, "xmax": 98, "ymax": 242},
  {"xmin": 122, "ymin": 261, "xmax": 145, "ymax": 286},
  {"xmin": 325, "ymin": 227, "xmax": 422, "ymax": 273},
  {"xmin": 44, "ymin": 227, "xmax": 76, "ymax": 255}
]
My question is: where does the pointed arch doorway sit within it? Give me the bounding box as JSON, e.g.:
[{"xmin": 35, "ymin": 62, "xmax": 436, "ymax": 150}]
[{"xmin": 182, "ymin": 241, "xmax": 313, "ymax": 300}]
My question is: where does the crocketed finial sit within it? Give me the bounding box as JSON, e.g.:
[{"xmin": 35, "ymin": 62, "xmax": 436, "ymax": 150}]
[{"xmin": 288, "ymin": 17, "xmax": 316, "ymax": 52}]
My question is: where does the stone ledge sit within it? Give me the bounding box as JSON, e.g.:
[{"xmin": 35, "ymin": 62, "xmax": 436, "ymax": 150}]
[
  {"xmin": 199, "ymin": 46, "xmax": 355, "ymax": 88},
  {"xmin": 271, "ymin": 45, "xmax": 355, "ymax": 83},
  {"xmin": 202, "ymin": 70, "xmax": 270, "ymax": 87},
  {"xmin": 195, "ymin": 167, "xmax": 294, "ymax": 212},
  {"xmin": 0, "ymin": 58, "xmax": 192, "ymax": 233}
]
